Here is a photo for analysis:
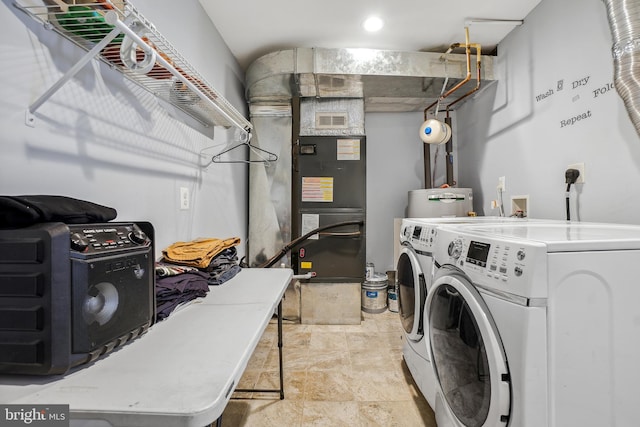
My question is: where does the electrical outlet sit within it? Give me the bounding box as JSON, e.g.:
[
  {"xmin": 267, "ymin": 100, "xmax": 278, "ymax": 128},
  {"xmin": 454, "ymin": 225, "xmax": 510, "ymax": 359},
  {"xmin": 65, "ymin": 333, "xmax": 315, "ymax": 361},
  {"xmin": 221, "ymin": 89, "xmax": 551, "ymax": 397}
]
[
  {"xmin": 180, "ymin": 187, "xmax": 190, "ymax": 210},
  {"xmin": 567, "ymin": 163, "xmax": 585, "ymax": 184},
  {"xmin": 497, "ymin": 176, "xmax": 506, "ymax": 192}
]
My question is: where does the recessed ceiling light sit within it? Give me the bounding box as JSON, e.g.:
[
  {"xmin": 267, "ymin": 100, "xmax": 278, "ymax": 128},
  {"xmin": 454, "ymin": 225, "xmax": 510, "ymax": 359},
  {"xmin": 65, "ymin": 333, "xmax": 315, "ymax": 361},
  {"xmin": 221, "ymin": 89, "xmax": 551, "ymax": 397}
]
[{"xmin": 363, "ymin": 16, "xmax": 384, "ymax": 32}]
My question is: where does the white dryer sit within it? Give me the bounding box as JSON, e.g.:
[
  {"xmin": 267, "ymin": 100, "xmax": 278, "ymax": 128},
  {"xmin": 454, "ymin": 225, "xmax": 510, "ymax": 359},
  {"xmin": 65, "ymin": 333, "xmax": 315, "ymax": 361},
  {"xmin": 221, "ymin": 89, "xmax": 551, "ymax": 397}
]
[
  {"xmin": 427, "ymin": 222, "xmax": 640, "ymax": 427},
  {"xmin": 396, "ymin": 216, "xmax": 528, "ymax": 407}
]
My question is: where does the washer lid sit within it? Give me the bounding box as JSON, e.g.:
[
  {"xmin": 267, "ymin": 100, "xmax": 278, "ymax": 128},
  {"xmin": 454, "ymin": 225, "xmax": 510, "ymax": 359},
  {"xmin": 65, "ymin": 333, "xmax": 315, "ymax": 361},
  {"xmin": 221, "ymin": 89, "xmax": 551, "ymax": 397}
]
[
  {"xmin": 455, "ymin": 222, "xmax": 640, "ymax": 252},
  {"xmin": 427, "ymin": 270, "xmax": 511, "ymax": 426}
]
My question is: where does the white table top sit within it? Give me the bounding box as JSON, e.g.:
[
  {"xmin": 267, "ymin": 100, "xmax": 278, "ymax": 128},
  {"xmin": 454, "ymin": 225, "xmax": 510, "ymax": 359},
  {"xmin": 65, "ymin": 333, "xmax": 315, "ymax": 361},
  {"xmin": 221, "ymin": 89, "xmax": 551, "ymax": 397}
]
[{"xmin": 0, "ymin": 268, "xmax": 293, "ymax": 427}]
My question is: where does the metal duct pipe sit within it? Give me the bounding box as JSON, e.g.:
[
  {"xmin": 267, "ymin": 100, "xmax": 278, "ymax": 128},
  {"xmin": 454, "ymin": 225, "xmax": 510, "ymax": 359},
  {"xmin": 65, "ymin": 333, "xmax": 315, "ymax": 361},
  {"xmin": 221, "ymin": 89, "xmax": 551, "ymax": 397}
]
[{"xmin": 603, "ymin": 0, "xmax": 640, "ymax": 137}]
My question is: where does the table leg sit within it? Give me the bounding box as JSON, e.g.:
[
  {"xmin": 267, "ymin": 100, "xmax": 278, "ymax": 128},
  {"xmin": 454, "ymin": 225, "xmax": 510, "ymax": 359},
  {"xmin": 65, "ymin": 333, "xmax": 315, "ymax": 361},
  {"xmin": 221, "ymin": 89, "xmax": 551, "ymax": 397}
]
[
  {"xmin": 277, "ymin": 299, "xmax": 284, "ymax": 400},
  {"xmin": 232, "ymin": 298, "xmax": 285, "ymax": 399}
]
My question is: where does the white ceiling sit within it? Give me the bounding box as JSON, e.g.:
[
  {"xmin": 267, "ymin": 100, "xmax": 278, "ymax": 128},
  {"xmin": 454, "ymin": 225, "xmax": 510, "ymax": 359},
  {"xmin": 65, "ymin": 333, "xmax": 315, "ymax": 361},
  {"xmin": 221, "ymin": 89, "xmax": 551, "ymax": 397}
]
[{"xmin": 199, "ymin": 0, "xmax": 542, "ymax": 71}]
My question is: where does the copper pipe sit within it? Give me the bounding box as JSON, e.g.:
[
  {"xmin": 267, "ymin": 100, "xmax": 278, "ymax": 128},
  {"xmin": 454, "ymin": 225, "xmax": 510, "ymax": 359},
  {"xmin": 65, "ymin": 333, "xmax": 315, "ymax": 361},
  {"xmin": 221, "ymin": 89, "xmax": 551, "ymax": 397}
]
[
  {"xmin": 424, "ymin": 43, "xmax": 461, "ymax": 120},
  {"xmin": 439, "ymin": 30, "xmax": 472, "ymax": 100},
  {"xmin": 423, "ymin": 27, "xmax": 472, "ymax": 118},
  {"xmin": 421, "ymin": 28, "xmax": 482, "ymax": 191},
  {"xmin": 445, "ymin": 42, "xmax": 482, "ymax": 112}
]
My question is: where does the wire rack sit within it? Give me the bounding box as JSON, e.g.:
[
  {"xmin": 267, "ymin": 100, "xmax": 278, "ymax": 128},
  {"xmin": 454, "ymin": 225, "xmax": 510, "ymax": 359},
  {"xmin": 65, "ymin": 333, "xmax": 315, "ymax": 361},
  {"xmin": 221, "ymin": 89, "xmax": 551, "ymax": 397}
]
[{"xmin": 14, "ymin": 0, "xmax": 252, "ymax": 137}]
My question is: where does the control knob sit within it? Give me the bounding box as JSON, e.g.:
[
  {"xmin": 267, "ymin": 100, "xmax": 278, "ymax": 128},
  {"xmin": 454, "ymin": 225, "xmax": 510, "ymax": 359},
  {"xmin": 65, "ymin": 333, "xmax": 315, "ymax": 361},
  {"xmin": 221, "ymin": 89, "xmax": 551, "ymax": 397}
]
[
  {"xmin": 128, "ymin": 228, "xmax": 148, "ymax": 245},
  {"xmin": 70, "ymin": 232, "xmax": 90, "ymax": 252},
  {"xmin": 448, "ymin": 239, "xmax": 463, "ymax": 259},
  {"xmin": 402, "ymin": 227, "xmax": 410, "ymax": 239}
]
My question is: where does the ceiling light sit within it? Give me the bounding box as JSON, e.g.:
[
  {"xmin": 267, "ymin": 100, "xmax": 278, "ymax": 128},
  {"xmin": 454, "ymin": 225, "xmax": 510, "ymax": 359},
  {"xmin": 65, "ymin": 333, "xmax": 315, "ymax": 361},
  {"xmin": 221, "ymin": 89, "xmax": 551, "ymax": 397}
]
[{"xmin": 363, "ymin": 16, "xmax": 384, "ymax": 32}]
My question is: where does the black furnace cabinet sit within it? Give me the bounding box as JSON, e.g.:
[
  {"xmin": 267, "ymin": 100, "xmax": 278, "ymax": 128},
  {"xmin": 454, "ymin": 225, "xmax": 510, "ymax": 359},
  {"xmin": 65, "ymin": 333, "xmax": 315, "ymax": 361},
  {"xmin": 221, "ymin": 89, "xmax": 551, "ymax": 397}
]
[{"xmin": 292, "ymin": 135, "xmax": 366, "ymax": 283}]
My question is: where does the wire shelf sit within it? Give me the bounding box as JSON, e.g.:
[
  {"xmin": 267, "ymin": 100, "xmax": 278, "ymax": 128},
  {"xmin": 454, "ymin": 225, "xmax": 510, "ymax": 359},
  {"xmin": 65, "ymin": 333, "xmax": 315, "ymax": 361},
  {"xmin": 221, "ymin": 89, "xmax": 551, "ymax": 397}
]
[{"xmin": 14, "ymin": 0, "xmax": 252, "ymax": 137}]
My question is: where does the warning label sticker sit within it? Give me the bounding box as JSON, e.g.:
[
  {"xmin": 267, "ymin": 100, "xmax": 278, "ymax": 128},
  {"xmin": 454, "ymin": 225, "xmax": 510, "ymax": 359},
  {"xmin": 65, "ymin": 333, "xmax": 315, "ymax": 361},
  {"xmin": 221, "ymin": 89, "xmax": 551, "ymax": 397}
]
[{"xmin": 301, "ymin": 177, "xmax": 334, "ymax": 202}]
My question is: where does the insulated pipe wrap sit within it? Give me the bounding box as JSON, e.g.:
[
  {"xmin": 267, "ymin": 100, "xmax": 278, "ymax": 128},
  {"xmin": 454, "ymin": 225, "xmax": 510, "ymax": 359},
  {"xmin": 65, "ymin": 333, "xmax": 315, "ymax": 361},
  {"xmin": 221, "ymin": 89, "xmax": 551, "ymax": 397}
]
[{"xmin": 603, "ymin": 0, "xmax": 640, "ymax": 136}]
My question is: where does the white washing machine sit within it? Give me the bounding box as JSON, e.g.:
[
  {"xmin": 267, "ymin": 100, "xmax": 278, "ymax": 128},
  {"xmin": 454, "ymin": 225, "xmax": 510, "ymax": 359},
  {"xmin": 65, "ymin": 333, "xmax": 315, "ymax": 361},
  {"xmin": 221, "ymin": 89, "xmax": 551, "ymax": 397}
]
[
  {"xmin": 427, "ymin": 221, "xmax": 640, "ymax": 427},
  {"xmin": 396, "ymin": 216, "xmax": 530, "ymax": 407}
]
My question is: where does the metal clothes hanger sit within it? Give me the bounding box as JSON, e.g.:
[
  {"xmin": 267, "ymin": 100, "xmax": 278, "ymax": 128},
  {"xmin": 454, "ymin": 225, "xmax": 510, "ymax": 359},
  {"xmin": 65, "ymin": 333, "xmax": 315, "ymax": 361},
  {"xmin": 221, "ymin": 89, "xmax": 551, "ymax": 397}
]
[{"xmin": 210, "ymin": 131, "xmax": 278, "ymax": 164}]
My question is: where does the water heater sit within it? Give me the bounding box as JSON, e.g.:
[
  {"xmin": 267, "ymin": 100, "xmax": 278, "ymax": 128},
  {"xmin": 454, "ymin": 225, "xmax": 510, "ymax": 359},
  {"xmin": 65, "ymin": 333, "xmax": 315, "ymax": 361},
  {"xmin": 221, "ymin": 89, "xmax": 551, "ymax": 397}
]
[{"xmin": 407, "ymin": 188, "xmax": 473, "ymax": 218}]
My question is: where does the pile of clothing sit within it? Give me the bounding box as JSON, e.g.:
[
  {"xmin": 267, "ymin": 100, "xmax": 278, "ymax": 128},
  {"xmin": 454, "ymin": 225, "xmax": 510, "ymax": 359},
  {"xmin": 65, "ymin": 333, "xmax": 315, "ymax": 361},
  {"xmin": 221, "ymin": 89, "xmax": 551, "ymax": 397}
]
[{"xmin": 155, "ymin": 237, "xmax": 242, "ymax": 321}]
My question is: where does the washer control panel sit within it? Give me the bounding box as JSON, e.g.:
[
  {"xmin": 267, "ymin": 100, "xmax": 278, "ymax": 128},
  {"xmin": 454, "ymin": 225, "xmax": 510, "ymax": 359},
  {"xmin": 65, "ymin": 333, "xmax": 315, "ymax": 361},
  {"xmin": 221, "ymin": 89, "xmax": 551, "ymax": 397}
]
[
  {"xmin": 433, "ymin": 227, "xmax": 547, "ymax": 298},
  {"xmin": 467, "ymin": 239, "xmax": 526, "ymax": 280}
]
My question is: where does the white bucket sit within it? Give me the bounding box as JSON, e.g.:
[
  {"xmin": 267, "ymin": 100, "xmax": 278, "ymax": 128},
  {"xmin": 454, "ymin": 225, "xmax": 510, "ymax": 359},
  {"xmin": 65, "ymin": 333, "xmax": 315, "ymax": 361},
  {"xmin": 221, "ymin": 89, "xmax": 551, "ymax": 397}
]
[
  {"xmin": 386, "ymin": 270, "xmax": 398, "ymax": 313},
  {"xmin": 361, "ymin": 273, "xmax": 388, "ymax": 314},
  {"xmin": 387, "ymin": 284, "xmax": 398, "ymax": 313}
]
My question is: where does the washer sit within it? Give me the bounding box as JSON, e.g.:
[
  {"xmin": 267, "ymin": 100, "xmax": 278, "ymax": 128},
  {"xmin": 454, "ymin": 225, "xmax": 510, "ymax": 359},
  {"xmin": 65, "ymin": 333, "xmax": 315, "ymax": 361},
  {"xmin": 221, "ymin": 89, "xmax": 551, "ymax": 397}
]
[
  {"xmin": 427, "ymin": 222, "xmax": 640, "ymax": 427},
  {"xmin": 396, "ymin": 216, "xmax": 529, "ymax": 406}
]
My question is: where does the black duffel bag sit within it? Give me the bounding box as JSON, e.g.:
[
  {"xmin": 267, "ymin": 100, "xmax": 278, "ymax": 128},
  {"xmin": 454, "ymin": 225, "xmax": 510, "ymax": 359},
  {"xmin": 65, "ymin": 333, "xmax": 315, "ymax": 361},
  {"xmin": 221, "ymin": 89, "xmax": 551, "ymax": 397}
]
[{"xmin": 0, "ymin": 195, "xmax": 117, "ymax": 228}]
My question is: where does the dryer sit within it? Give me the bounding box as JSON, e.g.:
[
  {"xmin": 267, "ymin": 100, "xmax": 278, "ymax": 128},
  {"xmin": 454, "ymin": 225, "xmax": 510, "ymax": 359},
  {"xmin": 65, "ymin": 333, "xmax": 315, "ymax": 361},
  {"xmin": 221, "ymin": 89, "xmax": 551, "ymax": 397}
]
[
  {"xmin": 396, "ymin": 216, "xmax": 528, "ymax": 407},
  {"xmin": 427, "ymin": 222, "xmax": 640, "ymax": 427}
]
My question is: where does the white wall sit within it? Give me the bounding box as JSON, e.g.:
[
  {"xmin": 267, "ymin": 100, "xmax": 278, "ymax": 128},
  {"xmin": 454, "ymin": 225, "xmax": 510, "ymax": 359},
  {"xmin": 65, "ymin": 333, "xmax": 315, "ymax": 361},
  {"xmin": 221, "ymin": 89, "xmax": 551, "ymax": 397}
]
[
  {"xmin": 0, "ymin": 0, "xmax": 249, "ymax": 255},
  {"xmin": 456, "ymin": 0, "xmax": 640, "ymax": 223}
]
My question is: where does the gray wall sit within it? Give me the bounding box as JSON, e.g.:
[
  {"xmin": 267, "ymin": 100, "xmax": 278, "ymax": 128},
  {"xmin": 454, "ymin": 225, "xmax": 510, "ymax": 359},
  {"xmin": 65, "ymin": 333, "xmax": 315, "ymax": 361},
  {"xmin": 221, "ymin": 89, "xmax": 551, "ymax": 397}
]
[
  {"xmin": 5, "ymin": 0, "xmax": 630, "ymax": 277},
  {"xmin": 456, "ymin": 0, "xmax": 640, "ymax": 222},
  {"xmin": 362, "ymin": 0, "xmax": 640, "ymax": 274},
  {"xmin": 0, "ymin": 0, "xmax": 249, "ymax": 254},
  {"xmin": 365, "ymin": 111, "xmax": 455, "ymax": 273}
]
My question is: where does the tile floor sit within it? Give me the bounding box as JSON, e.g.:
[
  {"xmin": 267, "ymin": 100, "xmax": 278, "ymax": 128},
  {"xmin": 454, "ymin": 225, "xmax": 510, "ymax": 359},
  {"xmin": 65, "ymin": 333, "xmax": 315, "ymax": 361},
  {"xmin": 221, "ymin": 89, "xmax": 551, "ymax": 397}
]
[{"xmin": 221, "ymin": 310, "xmax": 437, "ymax": 426}]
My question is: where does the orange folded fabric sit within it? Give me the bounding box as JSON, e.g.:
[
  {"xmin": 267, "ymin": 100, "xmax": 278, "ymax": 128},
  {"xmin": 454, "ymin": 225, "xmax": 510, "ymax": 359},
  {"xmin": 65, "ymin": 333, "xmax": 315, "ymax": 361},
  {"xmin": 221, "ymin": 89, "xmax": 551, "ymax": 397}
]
[{"xmin": 162, "ymin": 237, "xmax": 241, "ymax": 269}]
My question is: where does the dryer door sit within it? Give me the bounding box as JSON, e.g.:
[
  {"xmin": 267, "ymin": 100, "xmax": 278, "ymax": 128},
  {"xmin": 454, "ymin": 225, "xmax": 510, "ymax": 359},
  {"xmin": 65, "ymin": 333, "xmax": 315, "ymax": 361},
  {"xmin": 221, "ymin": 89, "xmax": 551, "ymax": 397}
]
[
  {"xmin": 396, "ymin": 246, "xmax": 427, "ymax": 342},
  {"xmin": 427, "ymin": 269, "xmax": 511, "ymax": 427}
]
